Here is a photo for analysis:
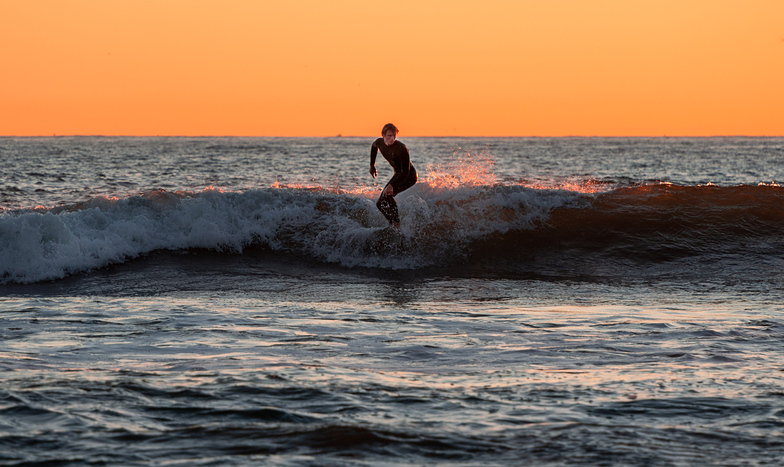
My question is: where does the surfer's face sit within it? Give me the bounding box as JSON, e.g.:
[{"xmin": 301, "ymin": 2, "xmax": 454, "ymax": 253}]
[{"xmin": 383, "ymin": 130, "xmax": 396, "ymax": 146}]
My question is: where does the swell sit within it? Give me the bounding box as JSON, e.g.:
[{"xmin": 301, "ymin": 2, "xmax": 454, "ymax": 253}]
[
  {"xmin": 474, "ymin": 184, "xmax": 784, "ymax": 263},
  {"xmin": 2, "ymin": 183, "xmax": 784, "ymax": 284}
]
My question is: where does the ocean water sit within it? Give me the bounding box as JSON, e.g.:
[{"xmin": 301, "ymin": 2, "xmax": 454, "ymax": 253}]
[{"xmin": 1, "ymin": 136, "xmax": 784, "ymax": 465}]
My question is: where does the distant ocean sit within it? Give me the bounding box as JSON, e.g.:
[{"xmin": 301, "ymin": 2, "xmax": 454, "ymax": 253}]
[{"xmin": 2, "ymin": 136, "xmax": 784, "ymax": 465}]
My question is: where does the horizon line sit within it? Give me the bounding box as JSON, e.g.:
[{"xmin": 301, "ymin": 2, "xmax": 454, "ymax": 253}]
[{"xmin": 2, "ymin": 134, "xmax": 782, "ymax": 138}]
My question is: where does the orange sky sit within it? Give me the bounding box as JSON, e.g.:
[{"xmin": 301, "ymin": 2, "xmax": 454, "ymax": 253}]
[{"xmin": 1, "ymin": 0, "xmax": 782, "ymax": 136}]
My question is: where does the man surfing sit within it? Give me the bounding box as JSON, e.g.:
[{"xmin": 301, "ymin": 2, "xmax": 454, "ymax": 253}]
[{"xmin": 370, "ymin": 123, "xmax": 417, "ymax": 229}]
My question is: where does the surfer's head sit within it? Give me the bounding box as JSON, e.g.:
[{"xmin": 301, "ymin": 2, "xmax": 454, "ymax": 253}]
[{"xmin": 382, "ymin": 123, "xmax": 398, "ymax": 146}]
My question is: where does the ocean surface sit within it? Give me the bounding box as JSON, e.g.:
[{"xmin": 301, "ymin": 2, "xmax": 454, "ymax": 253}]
[{"xmin": 2, "ymin": 136, "xmax": 784, "ymax": 465}]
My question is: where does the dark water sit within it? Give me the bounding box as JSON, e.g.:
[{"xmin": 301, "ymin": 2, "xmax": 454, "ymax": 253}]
[{"xmin": 2, "ymin": 137, "xmax": 784, "ymax": 465}]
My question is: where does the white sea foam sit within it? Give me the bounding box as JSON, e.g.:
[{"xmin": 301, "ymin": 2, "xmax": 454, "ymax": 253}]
[{"xmin": 0, "ymin": 183, "xmax": 590, "ymax": 284}]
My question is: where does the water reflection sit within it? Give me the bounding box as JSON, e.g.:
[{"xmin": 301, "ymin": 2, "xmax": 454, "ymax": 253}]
[{"xmin": 380, "ymin": 280, "xmax": 422, "ymax": 307}]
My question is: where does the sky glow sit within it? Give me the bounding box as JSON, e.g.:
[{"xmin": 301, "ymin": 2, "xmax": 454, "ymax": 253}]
[{"xmin": 2, "ymin": 0, "xmax": 782, "ymax": 136}]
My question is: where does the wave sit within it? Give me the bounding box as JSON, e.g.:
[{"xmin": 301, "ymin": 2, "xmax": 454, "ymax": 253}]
[{"xmin": 2, "ymin": 182, "xmax": 784, "ymax": 284}]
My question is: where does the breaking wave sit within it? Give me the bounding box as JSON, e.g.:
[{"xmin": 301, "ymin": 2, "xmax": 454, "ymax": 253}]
[{"xmin": 2, "ymin": 181, "xmax": 784, "ymax": 284}]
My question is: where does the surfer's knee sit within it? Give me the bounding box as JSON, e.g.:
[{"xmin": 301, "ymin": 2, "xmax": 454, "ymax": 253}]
[{"xmin": 377, "ymin": 194, "xmax": 392, "ymax": 208}]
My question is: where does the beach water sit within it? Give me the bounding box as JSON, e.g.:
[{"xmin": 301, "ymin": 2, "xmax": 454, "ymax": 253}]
[{"xmin": 2, "ymin": 136, "xmax": 784, "ymax": 465}]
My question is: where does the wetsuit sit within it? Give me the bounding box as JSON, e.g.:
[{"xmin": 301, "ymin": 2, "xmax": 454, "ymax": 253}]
[{"xmin": 370, "ymin": 138, "xmax": 417, "ymax": 225}]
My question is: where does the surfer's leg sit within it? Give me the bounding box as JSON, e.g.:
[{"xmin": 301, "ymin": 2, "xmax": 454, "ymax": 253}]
[
  {"xmin": 376, "ymin": 189, "xmax": 400, "ymax": 225},
  {"xmin": 378, "ymin": 169, "xmax": 416, "ymax": 227}
]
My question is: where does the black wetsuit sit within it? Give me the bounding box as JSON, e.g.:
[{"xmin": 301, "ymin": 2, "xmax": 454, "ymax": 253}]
[{"xmin": 370, "ymin": 138, "xmax": 417, "ymax": 225}]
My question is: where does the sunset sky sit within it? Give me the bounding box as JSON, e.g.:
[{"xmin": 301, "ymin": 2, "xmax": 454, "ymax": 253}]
[{"xmin": 2, "ymin": 0, "xmax": 782, "ymax": 136}]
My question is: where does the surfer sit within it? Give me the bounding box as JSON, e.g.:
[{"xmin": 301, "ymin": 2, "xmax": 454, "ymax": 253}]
[{"xmin": 370, "ymin": 123, "xmax": 417, "ymax": 229}]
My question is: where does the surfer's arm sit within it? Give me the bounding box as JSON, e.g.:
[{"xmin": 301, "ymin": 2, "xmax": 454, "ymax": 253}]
[{"xmin": 370, "ymin": 143, "xmax": 378, "ymax": 178}]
